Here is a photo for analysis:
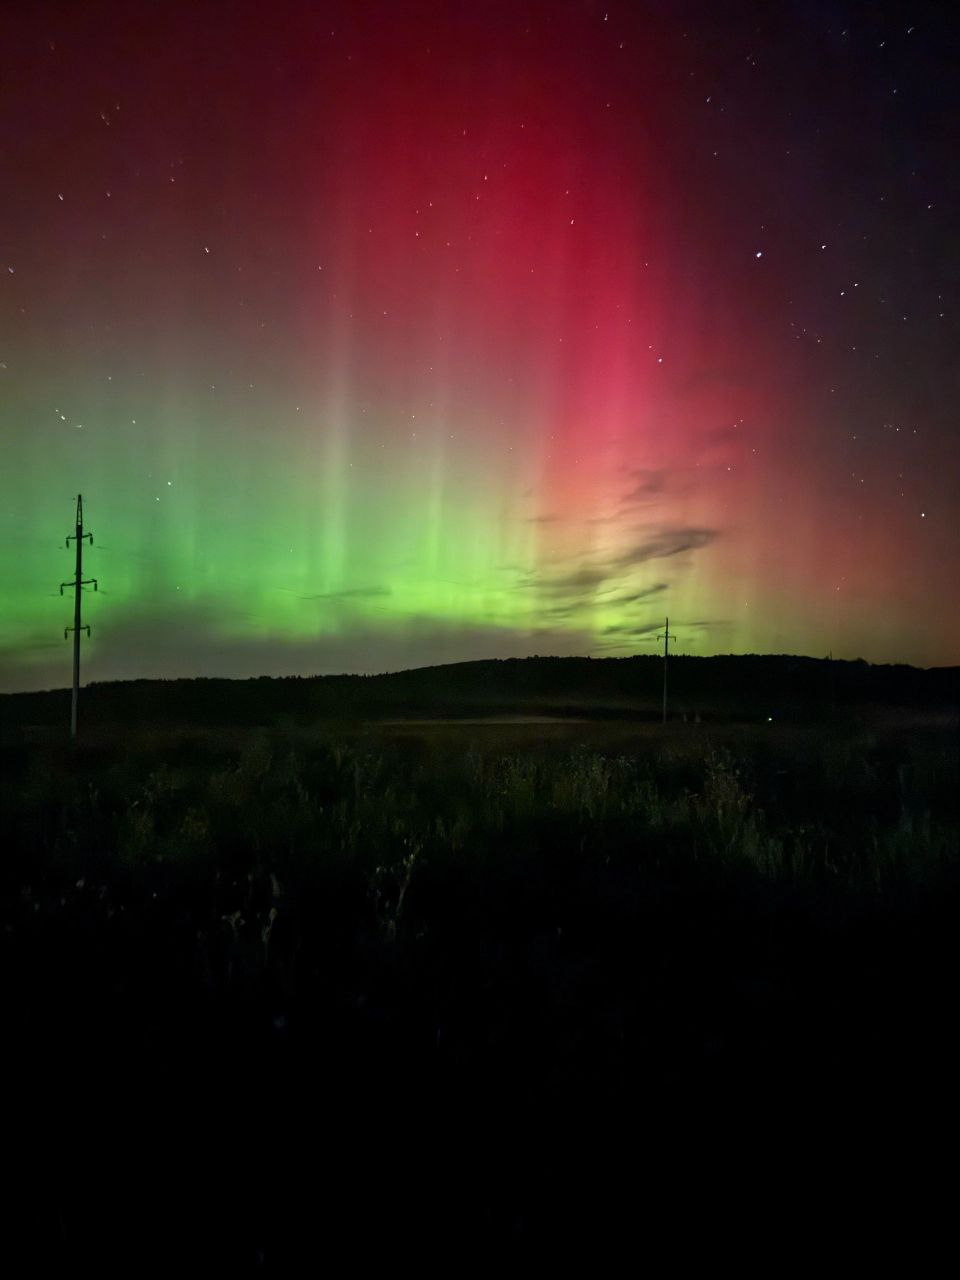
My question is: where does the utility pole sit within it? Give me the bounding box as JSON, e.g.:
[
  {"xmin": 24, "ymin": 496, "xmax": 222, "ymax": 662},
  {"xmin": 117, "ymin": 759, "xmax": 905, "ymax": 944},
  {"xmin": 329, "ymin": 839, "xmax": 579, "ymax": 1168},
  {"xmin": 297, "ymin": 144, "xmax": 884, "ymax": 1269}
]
[
  {"xmin": 61, "ymin": 494, "xmax": 97, "ymax": 743},
  {"xmin": 657, "ymin": 616, "xmax": 676, "ymax": 725}
]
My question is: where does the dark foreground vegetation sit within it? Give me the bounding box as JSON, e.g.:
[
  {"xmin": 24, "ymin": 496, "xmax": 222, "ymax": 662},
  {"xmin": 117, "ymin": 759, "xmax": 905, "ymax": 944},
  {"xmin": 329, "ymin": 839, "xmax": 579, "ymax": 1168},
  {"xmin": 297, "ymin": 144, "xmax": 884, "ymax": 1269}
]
[{"xmin": 2, "ymin": 695, "xmax": 958, "ymax": 1260}]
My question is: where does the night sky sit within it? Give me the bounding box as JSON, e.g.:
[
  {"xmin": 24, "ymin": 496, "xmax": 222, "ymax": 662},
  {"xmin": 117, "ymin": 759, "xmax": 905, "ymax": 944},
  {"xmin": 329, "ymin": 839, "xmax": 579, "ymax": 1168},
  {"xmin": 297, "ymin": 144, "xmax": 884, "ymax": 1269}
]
[{"xmin": 1, "ymin": 0, "xmax": 957, "ymax": 691}]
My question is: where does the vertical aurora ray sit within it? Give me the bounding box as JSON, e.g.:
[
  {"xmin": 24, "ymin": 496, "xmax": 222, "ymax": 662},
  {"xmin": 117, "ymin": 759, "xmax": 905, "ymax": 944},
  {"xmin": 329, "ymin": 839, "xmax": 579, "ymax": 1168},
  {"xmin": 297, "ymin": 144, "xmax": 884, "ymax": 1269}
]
[{"xmin": 0, "ymin": 1, "xmax": 956, "ymax": 690}]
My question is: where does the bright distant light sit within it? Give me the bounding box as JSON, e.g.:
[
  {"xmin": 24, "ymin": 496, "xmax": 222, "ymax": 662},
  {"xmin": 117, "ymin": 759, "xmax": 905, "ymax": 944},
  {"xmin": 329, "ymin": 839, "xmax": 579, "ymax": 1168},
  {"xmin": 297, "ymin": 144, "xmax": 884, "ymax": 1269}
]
[{"xmin": 767, "ymin": 716, "xmax": 773, "ymax": 722}]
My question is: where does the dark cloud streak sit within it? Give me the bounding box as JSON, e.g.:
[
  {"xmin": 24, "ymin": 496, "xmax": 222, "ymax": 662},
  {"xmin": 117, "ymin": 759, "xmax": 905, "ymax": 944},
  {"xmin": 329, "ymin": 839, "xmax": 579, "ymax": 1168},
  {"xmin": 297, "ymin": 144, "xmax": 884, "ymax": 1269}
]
[{"xmin": 613, "ymin": 527, "xmax": 718, "ymax": 568}]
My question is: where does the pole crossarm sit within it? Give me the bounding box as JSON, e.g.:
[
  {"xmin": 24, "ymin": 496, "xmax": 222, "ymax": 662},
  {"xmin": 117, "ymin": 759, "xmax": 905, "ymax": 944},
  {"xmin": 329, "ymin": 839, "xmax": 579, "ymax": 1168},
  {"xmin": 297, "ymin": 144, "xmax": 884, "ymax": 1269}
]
[{"xmin": 61, "ymin": 493, "xmax": 95, "ymax": 742}]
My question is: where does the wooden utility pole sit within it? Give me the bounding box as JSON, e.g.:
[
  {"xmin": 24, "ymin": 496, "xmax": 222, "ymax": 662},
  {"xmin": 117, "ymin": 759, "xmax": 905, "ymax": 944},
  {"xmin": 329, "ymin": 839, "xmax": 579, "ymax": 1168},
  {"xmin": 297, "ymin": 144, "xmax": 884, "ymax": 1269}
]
[
  {"xmin": 61, "ymin": 494, "xmax": 96, "ymax": 742},
  {"xmin": 657, "ymin": 616, "xmax": 676, "ymax": 725}
]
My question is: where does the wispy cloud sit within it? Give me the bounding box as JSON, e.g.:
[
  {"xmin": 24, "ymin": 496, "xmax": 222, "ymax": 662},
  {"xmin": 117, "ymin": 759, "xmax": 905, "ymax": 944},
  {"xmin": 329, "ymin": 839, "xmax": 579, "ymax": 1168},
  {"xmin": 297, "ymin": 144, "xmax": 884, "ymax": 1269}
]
[
  {"xmin": 540, "ymin": 566, "xmax": 610, "ymax": 593},
  {"xmin": 541, "ymin": 604, "xmax": 582, "ymax": 620},
  {"xmin": 618, "ymin": 468, "xmax": 668, "ymax": 507},
  {"xmin": 504, "ymin": 522, "xmax": 717, "ymax": 619},
  {"xmin": 601, "ymin": 582, "xmax": 669, "ymax": 605},
  {"xmin": 613, "ymin": 526, "xmax": 718, "ymax": 567},
  {"xmin": 600, "ymin": 620, "xmax": 663, "ymax": 636}
]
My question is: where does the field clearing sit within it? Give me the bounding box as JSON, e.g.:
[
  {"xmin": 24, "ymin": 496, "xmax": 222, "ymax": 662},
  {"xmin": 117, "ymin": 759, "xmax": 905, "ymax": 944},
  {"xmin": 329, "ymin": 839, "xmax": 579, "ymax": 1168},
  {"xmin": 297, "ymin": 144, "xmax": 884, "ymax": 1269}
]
[{"xmin": 10, "ymin": 696, "xmax": 954, "ymax": 756}]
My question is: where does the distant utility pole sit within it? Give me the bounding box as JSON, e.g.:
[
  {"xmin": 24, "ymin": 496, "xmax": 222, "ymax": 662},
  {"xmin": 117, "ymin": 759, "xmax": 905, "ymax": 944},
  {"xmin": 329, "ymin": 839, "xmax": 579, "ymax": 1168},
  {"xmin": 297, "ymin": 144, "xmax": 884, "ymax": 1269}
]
[
  {"xmin": 61, "ymin": 494, "xmax": 96, "ymax": 742},
  {"xmin": 657, "ymin": 616, "xmax": 676, "ymax": 725}
]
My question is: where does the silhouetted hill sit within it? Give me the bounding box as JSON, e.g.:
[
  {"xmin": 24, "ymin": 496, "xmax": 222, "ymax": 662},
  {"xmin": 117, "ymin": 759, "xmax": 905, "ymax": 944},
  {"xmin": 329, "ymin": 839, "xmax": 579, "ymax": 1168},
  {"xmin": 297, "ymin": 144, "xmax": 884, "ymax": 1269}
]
[{"xmin": 1, "ymin": 654, "xmax": 957, "ymax": 733}]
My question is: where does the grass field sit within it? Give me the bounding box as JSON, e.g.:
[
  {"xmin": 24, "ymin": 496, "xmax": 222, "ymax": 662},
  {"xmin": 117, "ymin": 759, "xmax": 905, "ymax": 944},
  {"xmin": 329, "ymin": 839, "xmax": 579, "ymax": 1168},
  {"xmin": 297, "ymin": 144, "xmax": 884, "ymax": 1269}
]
[{"xmin": 3, "ymin": 711, "xmax": 957, "ymax": 1260}]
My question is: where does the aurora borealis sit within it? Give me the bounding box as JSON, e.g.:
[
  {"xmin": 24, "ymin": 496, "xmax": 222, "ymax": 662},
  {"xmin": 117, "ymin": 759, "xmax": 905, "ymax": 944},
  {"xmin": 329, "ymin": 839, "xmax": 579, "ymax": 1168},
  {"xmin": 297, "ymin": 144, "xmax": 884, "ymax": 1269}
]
[{"xmin": 1, "ymin": 1, "xmax": 956, "ymax": 690}]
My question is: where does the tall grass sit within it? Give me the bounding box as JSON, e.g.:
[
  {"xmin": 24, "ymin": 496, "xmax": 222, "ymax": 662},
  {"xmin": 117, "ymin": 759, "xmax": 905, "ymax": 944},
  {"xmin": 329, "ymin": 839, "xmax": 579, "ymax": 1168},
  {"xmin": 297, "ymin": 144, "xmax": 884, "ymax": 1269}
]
[
  {"xmin": 3, "ymin": 717, "xmax": 956, "ymax": 1264},
  {"xmin": 4, "ymin": 724, "xmax": 954, "ymax": 925}
]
